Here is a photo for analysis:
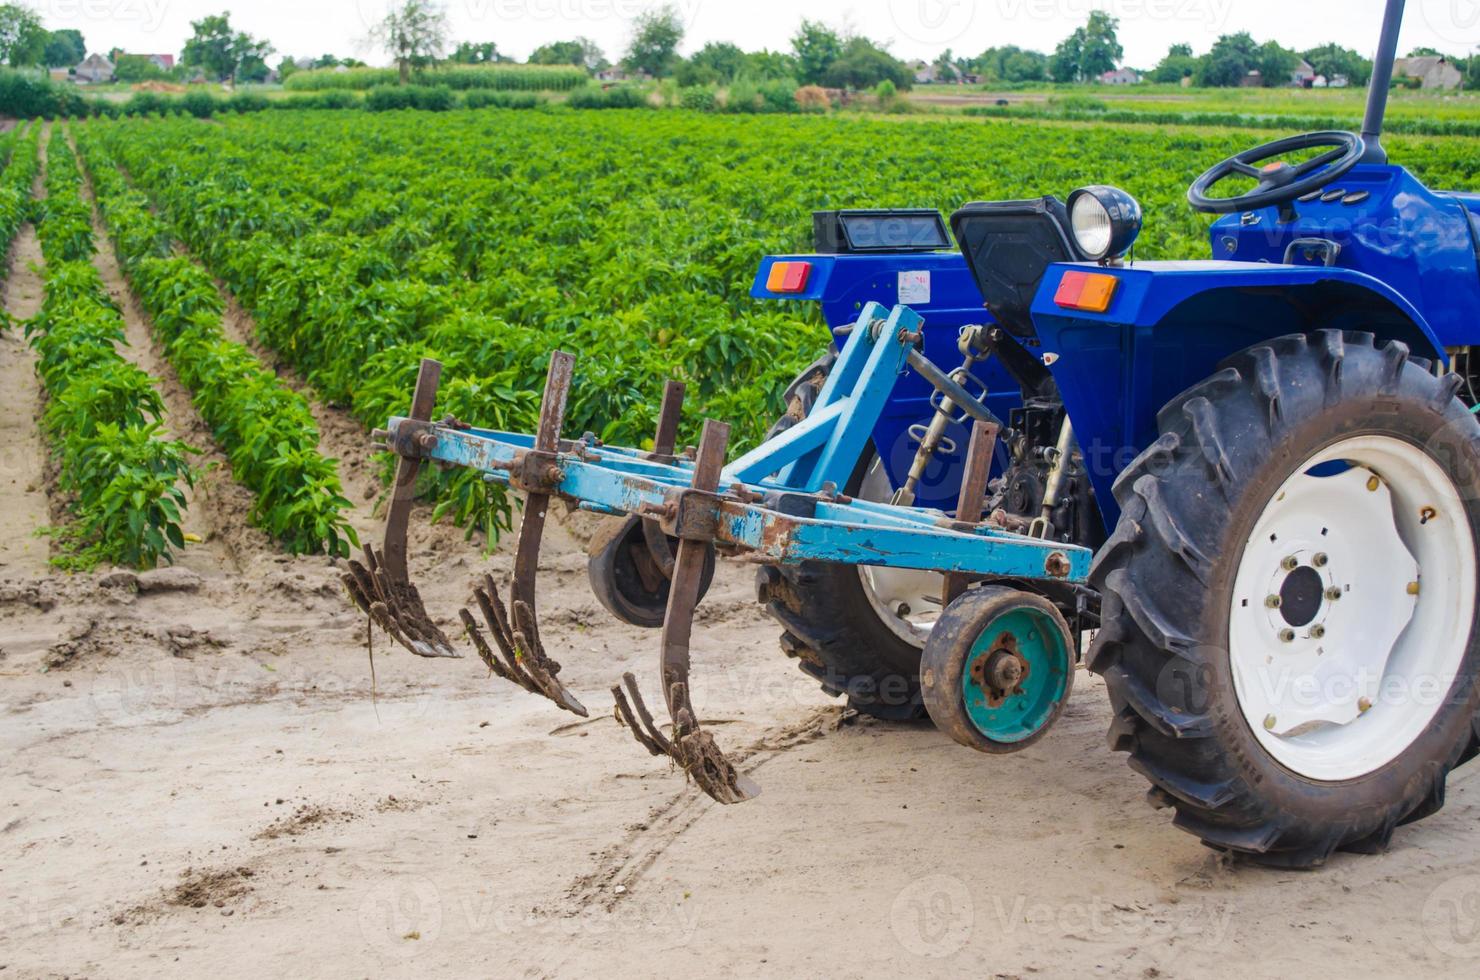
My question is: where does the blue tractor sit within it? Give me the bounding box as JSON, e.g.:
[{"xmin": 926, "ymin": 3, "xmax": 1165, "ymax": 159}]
[{"xmin": 346, "ymin": 0, "xmax": 1480, "ymax": 866}]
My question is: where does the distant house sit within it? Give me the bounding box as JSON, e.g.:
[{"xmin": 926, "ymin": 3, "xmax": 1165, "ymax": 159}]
[
  {"xmin": 1394, "ymin": 56, "xmax": 1463, "ymax": 90},
  {"xmin": 912, "ymin": 59, "xmax": 977, "ymax": 85},
  {"xmin": 1291, "ymin": 59, "xmax": 1317, "ymax": 87},
  {"xmin": 1098, "ymin": 67, "xmax": 1142, "ymax": 85},
  {"xmin": 1240, "ymin": 69, "xmax": 1264, "ymax": 88},
  {"xmin": 142, "ymin": 53, "xmax": 176, "ymax": 73},
  {"xmin": 75, "ymin": 53, "xmax": 115, "ymax": 83},
  {"xmin": 595, "ymin": 67, "xmax": 631, "ymax": 83}
]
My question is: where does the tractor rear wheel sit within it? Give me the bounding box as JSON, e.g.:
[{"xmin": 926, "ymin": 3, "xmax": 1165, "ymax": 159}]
[
  {"xmin": 755, "ymin": 359, "xmax": 933, "ymax": 720},
  {"xmin": 1089, "ymin": 331, "xmax": 1480, "ymax": 867}
]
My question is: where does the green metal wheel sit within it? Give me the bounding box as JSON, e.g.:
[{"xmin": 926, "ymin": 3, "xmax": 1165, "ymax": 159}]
[{"xmin": 921, "ymin": 586, "xmax": 1075, "ymax": 753}]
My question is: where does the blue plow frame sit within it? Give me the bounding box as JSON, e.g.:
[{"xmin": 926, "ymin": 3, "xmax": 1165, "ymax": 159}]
[{"xmin": 386, "ymin": 301, "xmax": 1089, "ymax": 585}]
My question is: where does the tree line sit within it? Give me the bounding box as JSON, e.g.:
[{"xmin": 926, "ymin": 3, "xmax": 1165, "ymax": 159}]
[{"xmin": 2, "ymin": 0, "xmax": 1475, "ymax": 92}]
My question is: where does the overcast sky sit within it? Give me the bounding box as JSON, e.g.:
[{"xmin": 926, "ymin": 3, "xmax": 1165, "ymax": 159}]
[{"xmin": 38, "ymin": 0, "xmax": 1480, "ymax": 67}]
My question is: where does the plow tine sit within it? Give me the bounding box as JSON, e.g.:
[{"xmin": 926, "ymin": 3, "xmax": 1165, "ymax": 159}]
[
  {"xmin": 472, "ymin": 579, "xmax": 538, "ymax": 691},
  {"xmin": 610, "ymin": 419, "xmax": 759, "ymax": 805},
  {"xmin": 451, "ymin": 351, "xmax": 589, "ymax": 718},
  {"xmin": 612, "ymin": 672, "xmax": 672, "ymax": 757},
  {"xmin": 458, "ymin": 608, "xmax": 516, "ymax": 684},
  {"xmin": 347, "ymin": 360, "xmax": 461, "ymax": 661}
]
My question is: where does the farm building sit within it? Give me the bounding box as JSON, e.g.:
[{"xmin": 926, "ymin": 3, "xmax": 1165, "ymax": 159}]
[
  {"xmin": 74, "ymin": 53, "xmax": 114, "ymax": 83},
  {"xmin": 911, "ymin": 60, "xmax": 978, "ymax": 84},
  {"xmin": 1098, "ymin": 68, "xmax": 1142, "ymax": 85},
  {"xmin": 1394, "ymin": 55, "xmax": 1463, "ymax": 89}
]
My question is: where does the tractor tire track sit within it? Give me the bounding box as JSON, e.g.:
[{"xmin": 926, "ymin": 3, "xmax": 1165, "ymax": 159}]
[
  {"xmin": 74, "ymin": 132, "xmax": 266, "ymax": 574},
  {"xmin": 560, "ymin": 705, "xmax": 841, "ymax": 914},
  {"xmin": 0, "ymin": 123, "xmax": 53, "ymax": 575}
]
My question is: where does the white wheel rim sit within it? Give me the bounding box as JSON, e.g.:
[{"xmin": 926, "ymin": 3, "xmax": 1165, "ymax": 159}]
[
  {"xmin": 1228, "ymin": 435, "xmax": 1475, "ymax": 782},
  {"xmin": 856, "ymin": 458, "xmax": 943, "ymax": 647}
]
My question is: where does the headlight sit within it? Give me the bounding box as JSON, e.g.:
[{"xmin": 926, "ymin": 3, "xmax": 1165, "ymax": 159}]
[{"xmin": 1067, "ymin": 186, "xmax": 1142, "ymax": 262}]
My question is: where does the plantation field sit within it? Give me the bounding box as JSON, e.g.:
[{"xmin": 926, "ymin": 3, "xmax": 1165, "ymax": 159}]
[
  {"xmin": 93, "ymin": 108, "xmax": 1480, "ymax": 458},
  {"xmin": 2, "ymin": 108, "xmax": 1479, "ymax": 977}
]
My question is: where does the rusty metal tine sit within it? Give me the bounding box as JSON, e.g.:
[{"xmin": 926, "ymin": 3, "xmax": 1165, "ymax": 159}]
[
  {"xmin": 652, "ymin": 380, "xmax": 686, "ymax": 458},
  {"xmin": 365, "ymin": 554, "xmax": 458, "ymax": 659},
  {"xmin": 945, "ymin": 420, "xmax": 1000, "ymax": 605},
  {"xmin": 508, "ymin": 353, "xmax": 573, "ymax": 618},
  {"xmin": 659, "ymin": 419, "xmax": 729, "ymax": 724},
  {"xmin": 534, "ymin": 352, "xmax": 576, "ymax": 453},
  {"xmin": 621, "ymin": 671, "xmax": 674, "ymax": 754},
  {"xmin": 383, "ymin": 359, "xmax": 441, "ymax": 583},
  {"xmin": 367, "ymin": 601, "xmax": 418, "ymax": 656},
  {"xmin": 342, "ymin": 568, "xmax": 374, "ymax": 616},
  {"xmin": 509, "ymin": 604, "xmax": 588, "ymax": 717},
  {"xmin": 611, "ymin": 683, "xmax": 669, "ymax": 757},
  {"xmin": 474, "ymin": 582, "xmax": 540, "ymax": 693},
  {"xmin": 459, "ymin": 608, "xmax": 514, "ymax": 682}
]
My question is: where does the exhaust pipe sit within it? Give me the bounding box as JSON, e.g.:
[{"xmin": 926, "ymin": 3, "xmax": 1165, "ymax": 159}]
[{"xmin": 1361, "ymin": 0, "xmax": 1407, "ymax": 165}]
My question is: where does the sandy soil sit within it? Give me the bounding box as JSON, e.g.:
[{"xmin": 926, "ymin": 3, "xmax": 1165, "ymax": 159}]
[{"xmin": 3, "ymin": 137, "xmax": 1480, "ymax": 980}]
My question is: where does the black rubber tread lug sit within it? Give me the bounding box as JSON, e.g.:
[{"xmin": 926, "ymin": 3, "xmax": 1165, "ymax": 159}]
[
  {"xmin": 1433, "ymin": 372, "xmax": 1464, "ymax": 410},
  {"xmin": 1132, "ymin": 475, "xmax": 1212, "ymax": 585},
  {"xmin": 1100, "ymin": 662, "xmax": 1213, "ymax": 739},
  {"xmin": 1103, "ymin": 568, "xmax": 1199, "ymax": 659},
  {"xmin": 1128, "ymin": 752, "xmax": 1239, "ymax": 809}
]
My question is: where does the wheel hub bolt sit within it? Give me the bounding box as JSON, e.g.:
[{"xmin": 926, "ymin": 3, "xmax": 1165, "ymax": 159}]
[
  {"xmin": 1279, "ymin": 628, "xmax": 1296, "ymax": 643},
  {"xmin": 1265, "ymin": 595, "xmax": 1282, "ymax": 609},
  {"xmin": 1264, "ymin": 714, "xmax": 1277, "ymax": 730},
  {"xmin": 1313, "ymin": 553, "xmax": 1328, "ymax": 567},
  {"xmin": 1325, "ymin": 587, "xmax": 1343, "ymax": 601},
  {"xmin": 1358, "ymin": 697, "xmax": 1373, "ymax": 714},
  {"xmin": 1281, "ymin": 556, "xmax": 1300, "ymax": 572},
  {"xmin": 1310, "ymin": 625, "xmax": 1326, "ymax": 639},
  {"xmin": 1367, "ymin": 475, "xmax": 1380, "ymax": 492},
  {"xmin": 1407, "ymin": 581, "xmax": 1421, "ymax": 596}
]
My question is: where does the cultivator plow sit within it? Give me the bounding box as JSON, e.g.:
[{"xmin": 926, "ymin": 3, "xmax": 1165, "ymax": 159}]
[{"xmin": 345, "ymin": 303, "xmax": 1091, "ymax": 804}]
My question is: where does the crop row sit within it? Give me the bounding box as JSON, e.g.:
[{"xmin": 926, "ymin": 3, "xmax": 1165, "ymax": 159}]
[
  {"xmin": 74, "ymin": 129, "xmax": 359, "ymax": 558},
  {"xmin": 0, "ymin": 124, "xmax": 41, "ymax": 262},
  {"xmin": 284, "ymin": 64, "xmax": 589, "ymax": 92},
  {"xmin": 90, "ymin": 109, "xmax": 1480, "ymax": 535},
  {"xmin": 27, "ymin": 133, "xmax": 193, "ymax": 570}
]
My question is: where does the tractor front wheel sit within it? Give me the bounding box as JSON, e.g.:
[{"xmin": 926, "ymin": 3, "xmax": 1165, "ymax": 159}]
[{"xmin": 1090, "ymin": 331, "xmax": 1480, "ymax": 867}]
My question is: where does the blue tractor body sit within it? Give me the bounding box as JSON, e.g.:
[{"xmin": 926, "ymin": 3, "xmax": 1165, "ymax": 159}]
[{"xmin": 753, "ymin": 161, "xmax": 1480, "ymax": 528}]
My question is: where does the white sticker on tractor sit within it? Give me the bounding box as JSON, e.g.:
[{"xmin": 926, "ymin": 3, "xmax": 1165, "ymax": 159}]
[{"xmin": 898, "ymin": 270, "xmax": 930, "ymax": 305}]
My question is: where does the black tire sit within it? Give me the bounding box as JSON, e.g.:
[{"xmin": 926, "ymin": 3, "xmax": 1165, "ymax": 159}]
[
  {"xmin": 587, "ymin": 514, "xmax": 716, "ymax": 629},
  {"xmin": 754, "ymin": 357, "xmax": 926, "ymax": 721},
  {"xmin": 1088, "ymin": 330, "xmax": 1480, "ymax": 867}
]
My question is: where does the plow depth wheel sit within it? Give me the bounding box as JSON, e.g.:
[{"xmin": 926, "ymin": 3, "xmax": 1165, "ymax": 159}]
[
  {"xmin": 921, "ymin": 586, "xmax": 1075, "ymax": 753},
  {"xmin": 588, "ymin": 513, "xmax": 716, "ymax": 629}
]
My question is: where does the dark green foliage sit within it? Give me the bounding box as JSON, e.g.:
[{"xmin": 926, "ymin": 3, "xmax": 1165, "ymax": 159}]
[{"xmin": 77, "ymin": 130, "xmax": 358, "ymax": 558}]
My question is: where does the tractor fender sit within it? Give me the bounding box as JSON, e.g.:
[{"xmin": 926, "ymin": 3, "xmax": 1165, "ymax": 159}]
[{"xmin": 1030, "ymin": 261, "xmax": 1447, "ymax": 529}]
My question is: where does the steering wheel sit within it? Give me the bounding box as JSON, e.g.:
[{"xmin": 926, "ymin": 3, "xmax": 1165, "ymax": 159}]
[{"xmin": 1187, "ymin": 131, "xmax": 1365, "ymax": 215}]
